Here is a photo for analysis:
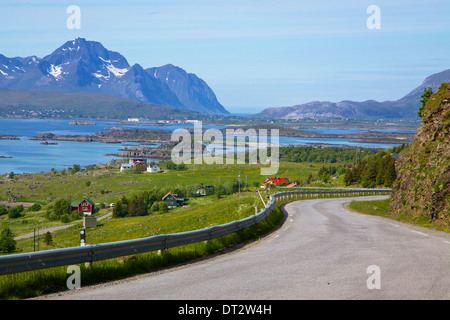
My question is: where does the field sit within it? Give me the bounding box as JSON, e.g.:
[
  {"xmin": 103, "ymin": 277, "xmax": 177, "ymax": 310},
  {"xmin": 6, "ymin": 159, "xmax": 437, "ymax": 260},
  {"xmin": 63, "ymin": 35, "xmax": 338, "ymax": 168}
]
[{"xmin": 0, "ymin": 160, "xmax": 324, "ymax": 253}]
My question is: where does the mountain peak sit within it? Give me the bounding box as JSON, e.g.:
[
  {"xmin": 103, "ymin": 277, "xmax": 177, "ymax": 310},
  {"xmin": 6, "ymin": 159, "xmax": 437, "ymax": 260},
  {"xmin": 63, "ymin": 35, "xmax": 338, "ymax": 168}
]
[
  {"xmin": 146, "ymin": 64, "xmax": 229, "ymax": 115},
  {"xmin": 0, "ymin": 39, "xmax": 229, "ymax": 115}
]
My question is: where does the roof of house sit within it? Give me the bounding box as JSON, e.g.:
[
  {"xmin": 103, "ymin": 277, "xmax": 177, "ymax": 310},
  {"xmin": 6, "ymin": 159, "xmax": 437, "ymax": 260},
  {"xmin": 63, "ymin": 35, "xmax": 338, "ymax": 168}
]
[
  {"xmin": 71, "ymin": 197, "xmax": 95, "ymax": 207},
  {"xmin": 286, "ymin": 183, "xmax": 300, "ymax": 188},
  {"xmin": 162, "ymin": 191, "xmax": 178, "ymax": 201},
  {"xmin": 265, "ymin": 178, "xmax": 290, "ymax": 184},
  {"xmin": 82, "ymin": 197, "xmax": 95, "ymax": 206}
]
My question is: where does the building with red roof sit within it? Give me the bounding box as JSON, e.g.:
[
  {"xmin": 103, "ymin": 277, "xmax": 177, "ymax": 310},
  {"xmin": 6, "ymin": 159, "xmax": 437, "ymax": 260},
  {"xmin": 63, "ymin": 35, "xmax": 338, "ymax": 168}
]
[{"xmin": 263, "ymin": 177, "xmax": 290, "ymax": 189}]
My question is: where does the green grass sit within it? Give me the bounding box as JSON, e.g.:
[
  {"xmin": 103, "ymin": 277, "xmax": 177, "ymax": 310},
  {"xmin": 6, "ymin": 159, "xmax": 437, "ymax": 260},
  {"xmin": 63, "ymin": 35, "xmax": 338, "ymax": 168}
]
[
  {"xmin": 347, "ymin": 199, "xmax": 391, "ymax": 217},
  {"xmin": 0, "ymin": 195, "xmax": 286, "ymax": 300},
  {"xmin": 14, "ymin": 191, "xmax": 262, "ymax": 252},
  {"xmin": 348, "ymin": 198, "xmax": 450, "ymax": 233},
  {"xmin": 0, "ymin": 161, "xmax": 321, "ymax": 240}
]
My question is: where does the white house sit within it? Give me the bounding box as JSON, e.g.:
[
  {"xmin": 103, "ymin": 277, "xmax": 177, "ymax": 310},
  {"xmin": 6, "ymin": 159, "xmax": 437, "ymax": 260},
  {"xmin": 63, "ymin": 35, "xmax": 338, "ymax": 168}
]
[
  {"xmin": 147, "ymin": 164, "xmax": 161, "ymax": 173},
  {"xmin": 120, "ymin": 163, "xmax": 134, "ymax": 172}
]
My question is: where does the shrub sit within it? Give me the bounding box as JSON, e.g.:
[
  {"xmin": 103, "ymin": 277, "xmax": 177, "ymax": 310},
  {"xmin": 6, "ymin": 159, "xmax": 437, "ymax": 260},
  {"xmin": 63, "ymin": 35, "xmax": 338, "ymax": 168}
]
[
  {"xmin": 28, "ymin": 203, "xmax": 42, "ymax": 212},
  {"xmin": 43, "ymin": 231, "xmax": 53, "ymax": 246},
  {"xmin": 0, "ymin": 206, "xmax": 8, "ymax": 216},
  {"xmin": 8, "ymin": 206, "xmax": 24, "ymax": 219},
  {"xmin": 0, "ymin": 228, "xmax": 16, "ymax": 253}
]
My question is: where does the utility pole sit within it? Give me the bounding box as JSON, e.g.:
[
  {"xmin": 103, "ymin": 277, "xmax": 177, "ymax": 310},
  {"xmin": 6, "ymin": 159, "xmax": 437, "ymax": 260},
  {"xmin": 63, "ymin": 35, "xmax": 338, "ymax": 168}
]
[{"xmin": 238, "ymin": 175, "xmax": 241, "ymax": 194}]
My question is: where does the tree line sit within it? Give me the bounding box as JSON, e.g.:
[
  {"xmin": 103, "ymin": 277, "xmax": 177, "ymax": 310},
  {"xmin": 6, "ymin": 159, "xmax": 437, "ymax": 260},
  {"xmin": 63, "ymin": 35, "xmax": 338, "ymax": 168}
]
[
  {"xmin": 343, "ymin": 152, "xmax": 397, "ymax": 188},
  {"xmin": 281, "ymin": 144, "xmax": 408, "ymax": 188},
  {"xmin": 279, "ymin": 146, "xmax": 378, "ymax": 164}
]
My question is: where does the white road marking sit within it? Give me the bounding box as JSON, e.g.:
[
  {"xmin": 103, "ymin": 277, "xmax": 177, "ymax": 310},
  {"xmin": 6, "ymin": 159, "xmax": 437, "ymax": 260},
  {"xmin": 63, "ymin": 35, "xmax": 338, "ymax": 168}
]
[
  {"xmin": 410, "ymin": 230, "xmax": 429, "ymax": 237},
  {"xmin": 389, "ymin": 223, "xmax": 400, "ymax": 228}
]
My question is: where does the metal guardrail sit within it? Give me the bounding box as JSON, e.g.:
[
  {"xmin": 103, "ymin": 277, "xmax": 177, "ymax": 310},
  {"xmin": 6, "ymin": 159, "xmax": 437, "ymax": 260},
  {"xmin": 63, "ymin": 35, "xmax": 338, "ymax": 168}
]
[{"xmin": 0, "ymin": 189, "xmax": 390, "ymax": 275}]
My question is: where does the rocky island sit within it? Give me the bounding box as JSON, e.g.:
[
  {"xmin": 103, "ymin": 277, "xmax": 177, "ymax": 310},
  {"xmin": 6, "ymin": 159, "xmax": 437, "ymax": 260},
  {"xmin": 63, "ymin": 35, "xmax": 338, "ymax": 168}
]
[
  {"xmin": 0, "ymin": 135, "xmax": 20, "ymax": 140},
  {"xmin": 69, "ymin": 121, "xmax": 96, "ymax": 125}
]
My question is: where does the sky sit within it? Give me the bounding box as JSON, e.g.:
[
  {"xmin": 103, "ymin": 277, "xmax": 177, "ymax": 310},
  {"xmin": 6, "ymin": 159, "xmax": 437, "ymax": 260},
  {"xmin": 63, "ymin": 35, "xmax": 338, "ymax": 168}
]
[{"xmin": 0, "ymin": 0, "xmax": 450, "ymax": 114}]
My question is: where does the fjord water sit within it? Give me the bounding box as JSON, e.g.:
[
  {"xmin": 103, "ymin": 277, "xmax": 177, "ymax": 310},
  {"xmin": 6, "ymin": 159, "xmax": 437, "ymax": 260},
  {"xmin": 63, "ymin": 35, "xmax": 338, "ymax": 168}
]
[{"xmin": 0, "ymin": 119, "xmax": 403, "ymax": 175}]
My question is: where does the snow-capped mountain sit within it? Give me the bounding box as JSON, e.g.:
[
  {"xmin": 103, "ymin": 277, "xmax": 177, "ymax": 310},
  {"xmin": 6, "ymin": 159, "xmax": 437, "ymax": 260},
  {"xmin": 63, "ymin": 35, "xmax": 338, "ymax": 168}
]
[
  {"xmin": 147, "ymin": 64, "xmax": 229, "ymax": 115},
  {"xmin": 0, "ymin": 54, "xmax": 39, "ymax": 86},
  {"xmin": 0, "ymin": 38, "xmax": 228, "ymax": 115}
]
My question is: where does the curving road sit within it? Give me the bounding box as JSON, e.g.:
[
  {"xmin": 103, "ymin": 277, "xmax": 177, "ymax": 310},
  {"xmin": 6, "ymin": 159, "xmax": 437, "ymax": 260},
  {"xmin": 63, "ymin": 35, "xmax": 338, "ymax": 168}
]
[{"xmin": 40, "ymin": 196, "xmax": 450, "ymax": 300}]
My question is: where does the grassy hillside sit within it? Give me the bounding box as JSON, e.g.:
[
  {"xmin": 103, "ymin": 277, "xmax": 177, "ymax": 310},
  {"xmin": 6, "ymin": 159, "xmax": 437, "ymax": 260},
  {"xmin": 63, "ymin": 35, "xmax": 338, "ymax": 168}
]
[
  {"xmin": 0, "ymin": 89, "xmax": 201, "ymax": 120},
  {"xmin": 390, "ymin": 83, "xmax": 450, "ymax": 228},
  {"xmin": 0, "ymin": 161, "xmax": 323, "ymax": 245}
]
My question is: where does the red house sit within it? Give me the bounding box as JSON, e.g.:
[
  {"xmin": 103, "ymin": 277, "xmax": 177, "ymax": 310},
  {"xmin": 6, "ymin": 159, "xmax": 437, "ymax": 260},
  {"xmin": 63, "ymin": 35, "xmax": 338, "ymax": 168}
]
[
  {"xmin": 71, "ymin": 197, "xmax": 96, "ymax": 216},
  {"xmin": 263, "ymin": 177, "xmax": 290, "ymax": 189}
]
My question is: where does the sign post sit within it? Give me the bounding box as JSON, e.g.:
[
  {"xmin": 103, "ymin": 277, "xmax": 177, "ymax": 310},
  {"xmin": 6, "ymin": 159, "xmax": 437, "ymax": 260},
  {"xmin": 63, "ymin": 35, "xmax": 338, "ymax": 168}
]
[{"xmin": 80, "ymin": 228, "xmax": 86, "ymax": 246}]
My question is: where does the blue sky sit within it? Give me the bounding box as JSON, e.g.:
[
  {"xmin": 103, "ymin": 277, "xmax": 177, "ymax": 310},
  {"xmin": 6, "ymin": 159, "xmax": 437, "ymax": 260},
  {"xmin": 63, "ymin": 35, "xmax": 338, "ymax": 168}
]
[{"xmin": 0, "ymin": 0, "xmax": 449, "ymax": 114}]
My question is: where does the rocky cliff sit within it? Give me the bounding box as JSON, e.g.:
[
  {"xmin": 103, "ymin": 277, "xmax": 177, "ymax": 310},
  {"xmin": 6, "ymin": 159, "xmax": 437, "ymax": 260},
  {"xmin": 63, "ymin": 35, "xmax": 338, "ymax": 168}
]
[{"xmin": 390, "ymin": 83, "xmax": 450, "ymax": 227}]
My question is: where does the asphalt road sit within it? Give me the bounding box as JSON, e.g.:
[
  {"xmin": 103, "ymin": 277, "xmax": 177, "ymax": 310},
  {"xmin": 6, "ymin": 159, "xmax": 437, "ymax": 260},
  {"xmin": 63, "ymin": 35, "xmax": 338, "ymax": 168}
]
[{"xmin": 40, "ymin": 196, "xmax": 450, "ymax": 300}]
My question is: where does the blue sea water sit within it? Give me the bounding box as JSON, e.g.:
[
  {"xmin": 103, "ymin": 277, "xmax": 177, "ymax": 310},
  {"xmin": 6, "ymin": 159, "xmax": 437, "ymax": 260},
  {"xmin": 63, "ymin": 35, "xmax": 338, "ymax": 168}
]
[{"xmin": 0, "ymin": 118, "xmax": 404, "ymax": 175}]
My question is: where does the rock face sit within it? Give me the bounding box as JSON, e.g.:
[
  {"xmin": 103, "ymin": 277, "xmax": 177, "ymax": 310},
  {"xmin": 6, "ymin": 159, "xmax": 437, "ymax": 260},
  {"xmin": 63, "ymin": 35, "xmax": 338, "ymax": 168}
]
[{"xmin": 390, "ymin": 83, "xmax": 450, "ymax": 227}]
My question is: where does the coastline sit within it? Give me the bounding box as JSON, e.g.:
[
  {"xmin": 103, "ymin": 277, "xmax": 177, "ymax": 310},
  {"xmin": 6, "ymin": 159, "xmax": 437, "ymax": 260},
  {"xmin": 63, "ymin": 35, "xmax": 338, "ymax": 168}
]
[{"xmin": 0, "ymin": 118, "xmax": 415, "ymax": 175}]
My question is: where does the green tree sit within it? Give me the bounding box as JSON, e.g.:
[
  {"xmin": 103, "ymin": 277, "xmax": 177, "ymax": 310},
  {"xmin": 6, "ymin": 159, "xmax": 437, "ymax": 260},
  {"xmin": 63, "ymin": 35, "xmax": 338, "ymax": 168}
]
[
  {"xmin": 8, "ymin": 205, "xmax": 24, "ymax": 219},
  {"xmin": 28, "ymin": 203, "xmax": 42, "ymax": 212},
  {"xmin": 158, "ymin": 201, "xmax": 169, "ymax": 213},
  {"xmin": 344, "ymin": 168, "xmax": 355, "ymax": 186},
  {"xmin": 52, "ymin": 199, "xmax": 71, "ymax": 219},
  {"xmin": 418, "ymin": 87, "xmax": 433, "ymax": 117},
  {"xmin": 383, "ymin": 157, "xmax": 397, "ymax": 187},
  {"xmin": 361, "ymin": 161, "xmax": 378, "ymax": 188},
  {"xmin": 128, "ymin": 195, "xmax": 148, "ymax": 217},
  {"xmin": 150, "ymin": 201, "xmax": 168, "ymax": 214},
  {"xmin": 112, "ymin": 200, "xmax": 128, "ymax": 218},
  {"xmin": 43, "ymin": 231, "xmax": 53, "ymax": 246},
  {"xmin": 0, "ymin": 206, "xmax": 8, "ymax": 216},
  {"xmin": 71, "ymin": 164, "xmax": 81, "ymax": 174},
  {"xmin": 0, "ymin": 228, "xmax": 16, "ymax": 253}
]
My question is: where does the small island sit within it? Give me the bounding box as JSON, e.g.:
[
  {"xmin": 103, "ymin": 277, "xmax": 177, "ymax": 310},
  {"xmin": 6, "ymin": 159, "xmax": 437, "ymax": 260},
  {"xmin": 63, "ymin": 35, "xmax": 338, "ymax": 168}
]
[
  {"xmin": 0, "ymin": 135, "xmax": 20, "ymax": 140},
  {"xmin": 69, "ymin": 121, "xmax": 96, "ymax": 126},
  {"xmin": 40, "ymin": 141, "xmax": 58, "ymax": 145}
]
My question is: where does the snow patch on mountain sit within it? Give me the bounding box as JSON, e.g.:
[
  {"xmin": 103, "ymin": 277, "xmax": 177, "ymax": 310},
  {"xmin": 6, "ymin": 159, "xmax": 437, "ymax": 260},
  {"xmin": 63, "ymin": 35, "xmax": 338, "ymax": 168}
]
[
  {"xmin": 99, "ymin": 56, "xmax": 128, "ymax": 78},
  {"xmin": 49, "ymin": 64, "xmax": 63, "ymax": 80}
]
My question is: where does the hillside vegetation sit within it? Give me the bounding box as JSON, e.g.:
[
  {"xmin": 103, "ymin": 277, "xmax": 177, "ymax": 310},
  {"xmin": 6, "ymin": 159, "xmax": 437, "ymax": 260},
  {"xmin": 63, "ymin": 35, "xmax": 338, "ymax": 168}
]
[
  {"xmin": 390, "ymin": 83, "xmax": 450, "ymax": 227},
  {"xmin": 0, "ymin": 89, "xmax": 200, "ymax": 120}
]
